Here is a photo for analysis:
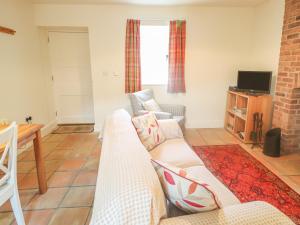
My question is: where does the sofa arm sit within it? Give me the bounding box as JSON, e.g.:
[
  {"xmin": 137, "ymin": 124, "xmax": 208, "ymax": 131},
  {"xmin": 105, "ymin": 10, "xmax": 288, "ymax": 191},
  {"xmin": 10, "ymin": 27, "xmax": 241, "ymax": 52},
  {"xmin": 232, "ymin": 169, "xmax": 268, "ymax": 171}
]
[
  {"xmin": 159, "ymin": 201, "xmax": 295, "ymax": 225},
  {"xmin": 159, "ymin": 104, "xmax": 185, "ymax": 117},
  {"xmin": 137, "ymin": 110, "xmax": 173, "ymax": 120}
]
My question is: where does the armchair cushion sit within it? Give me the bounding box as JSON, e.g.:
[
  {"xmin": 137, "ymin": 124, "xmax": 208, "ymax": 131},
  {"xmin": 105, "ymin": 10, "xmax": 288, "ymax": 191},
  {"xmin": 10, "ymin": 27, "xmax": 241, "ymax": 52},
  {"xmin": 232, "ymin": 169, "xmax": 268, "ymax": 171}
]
[{"xmin": 129, "ymin": 89, "xmax": 154, "ymax": 115}]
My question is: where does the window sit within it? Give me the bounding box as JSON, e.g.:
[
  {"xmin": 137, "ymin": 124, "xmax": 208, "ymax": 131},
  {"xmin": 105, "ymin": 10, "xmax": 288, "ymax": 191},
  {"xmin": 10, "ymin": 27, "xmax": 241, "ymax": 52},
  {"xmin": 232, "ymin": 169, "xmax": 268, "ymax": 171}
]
[{"xmin": 140, "ymin": 25, "xmax": 169, "ymax": 85}]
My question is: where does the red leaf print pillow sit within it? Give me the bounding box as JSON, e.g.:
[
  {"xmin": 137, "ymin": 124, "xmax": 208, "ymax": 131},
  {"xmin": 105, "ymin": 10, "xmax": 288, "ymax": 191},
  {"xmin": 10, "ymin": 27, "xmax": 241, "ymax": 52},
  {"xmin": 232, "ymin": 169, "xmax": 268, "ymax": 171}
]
[
  {"xmin": 132, "ymin": 112, "xmax": 166, "ymax": 151},
  {"xmin": 151, "ymin": 160, "xmax": 220, "ymax": 213}
]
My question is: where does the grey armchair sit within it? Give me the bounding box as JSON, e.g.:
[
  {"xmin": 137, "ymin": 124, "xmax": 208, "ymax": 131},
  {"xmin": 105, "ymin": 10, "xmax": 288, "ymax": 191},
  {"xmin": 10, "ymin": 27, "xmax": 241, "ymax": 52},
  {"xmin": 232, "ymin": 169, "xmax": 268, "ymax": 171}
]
[{"xmin": 129, "ymin": 89, "xmax": 186, "ymax": 131}]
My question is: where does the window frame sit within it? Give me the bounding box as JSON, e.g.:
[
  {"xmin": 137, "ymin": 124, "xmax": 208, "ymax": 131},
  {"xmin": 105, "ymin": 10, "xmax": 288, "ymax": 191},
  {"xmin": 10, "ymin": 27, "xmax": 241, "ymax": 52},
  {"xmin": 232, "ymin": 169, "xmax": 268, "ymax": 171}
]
[{"xmin": 140, "ymin": 22, "xmax": 169, "ymax": 86}]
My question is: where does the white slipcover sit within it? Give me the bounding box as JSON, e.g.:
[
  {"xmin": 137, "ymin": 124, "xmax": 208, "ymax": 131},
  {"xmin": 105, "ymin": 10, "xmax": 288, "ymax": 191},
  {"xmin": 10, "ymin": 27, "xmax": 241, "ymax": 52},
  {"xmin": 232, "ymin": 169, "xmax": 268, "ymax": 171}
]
[
  {"xmin": 150, "ymin": 138, "xmax": 204, "ymax": 168},
  {"xmin": 160, "ymin": 201, "xmax": 295, "ymax": 225},
  {"xmin": 90, "ymin": 109, "xmax": 295, "ymax": 225},
  {"xmin": 91, "ymin": 109, "xmax": 167, "ymax": 225}
]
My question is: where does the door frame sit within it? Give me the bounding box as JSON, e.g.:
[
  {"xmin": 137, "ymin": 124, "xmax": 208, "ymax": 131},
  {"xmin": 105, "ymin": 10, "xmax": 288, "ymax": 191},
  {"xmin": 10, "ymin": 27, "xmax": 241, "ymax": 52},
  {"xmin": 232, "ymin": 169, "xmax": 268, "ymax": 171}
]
[{"xmin": 47, "ymin": 28, "xmax": 95, "ymax": 125}]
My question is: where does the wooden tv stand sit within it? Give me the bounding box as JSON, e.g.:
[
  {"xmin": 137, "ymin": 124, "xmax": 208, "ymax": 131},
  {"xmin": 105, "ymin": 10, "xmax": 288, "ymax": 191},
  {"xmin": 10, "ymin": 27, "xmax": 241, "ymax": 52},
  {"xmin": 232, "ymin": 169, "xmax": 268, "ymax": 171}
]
[{"xmin": 224, "ymin": 91, "xmax": 272, "ymax": 143}]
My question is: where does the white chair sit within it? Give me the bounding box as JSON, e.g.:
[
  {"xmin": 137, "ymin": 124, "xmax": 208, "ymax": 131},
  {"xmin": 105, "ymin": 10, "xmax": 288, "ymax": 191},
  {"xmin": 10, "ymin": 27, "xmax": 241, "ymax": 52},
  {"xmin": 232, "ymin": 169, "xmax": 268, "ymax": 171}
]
[
  {"xmin": 129, "ymin": 89, "xmax": 186, "ymax": 131},
  {"xmin": 0, "ymin": 122, "xmax": 25, "ymax": 225}
]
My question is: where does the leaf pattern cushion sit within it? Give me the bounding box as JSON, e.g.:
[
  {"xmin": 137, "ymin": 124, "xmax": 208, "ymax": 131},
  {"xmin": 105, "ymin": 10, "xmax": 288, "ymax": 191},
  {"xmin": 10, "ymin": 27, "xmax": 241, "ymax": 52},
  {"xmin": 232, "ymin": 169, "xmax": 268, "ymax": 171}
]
[
  {"xmin": 132, "ymin": 112, "xmax": 166, "ymax": 151},
  {"xmin": 151, "ymin": 160, "xmax": 220, "ymax": 213}
]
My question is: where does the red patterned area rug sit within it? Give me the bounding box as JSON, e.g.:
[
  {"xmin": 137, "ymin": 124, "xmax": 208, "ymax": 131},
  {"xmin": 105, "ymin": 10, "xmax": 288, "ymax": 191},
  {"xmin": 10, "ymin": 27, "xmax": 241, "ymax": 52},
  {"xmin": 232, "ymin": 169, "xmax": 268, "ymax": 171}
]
[{"xmin": 193, "ymin": 144, "xmax": 300, "ymax": 224}]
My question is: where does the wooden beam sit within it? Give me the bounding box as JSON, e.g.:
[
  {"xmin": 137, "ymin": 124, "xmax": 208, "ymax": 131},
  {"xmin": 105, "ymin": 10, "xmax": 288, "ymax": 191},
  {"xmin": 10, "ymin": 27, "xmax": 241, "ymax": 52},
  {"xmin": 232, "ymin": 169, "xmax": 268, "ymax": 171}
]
[{"xmin": 0, "ymin": 26, "xmax": 16, "ymax": 35}]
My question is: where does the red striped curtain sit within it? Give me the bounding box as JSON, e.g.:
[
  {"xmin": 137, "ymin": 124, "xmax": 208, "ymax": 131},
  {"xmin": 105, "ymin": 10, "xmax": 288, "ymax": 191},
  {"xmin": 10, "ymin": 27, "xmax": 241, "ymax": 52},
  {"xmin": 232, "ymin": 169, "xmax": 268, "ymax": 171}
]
[
  {"xmin": 168, "ymin": 20, "xmax": 186, "ymax": 93},
  {"xmin": 125, "ymin": 19, "xmax": 141, "ymax": 93}
]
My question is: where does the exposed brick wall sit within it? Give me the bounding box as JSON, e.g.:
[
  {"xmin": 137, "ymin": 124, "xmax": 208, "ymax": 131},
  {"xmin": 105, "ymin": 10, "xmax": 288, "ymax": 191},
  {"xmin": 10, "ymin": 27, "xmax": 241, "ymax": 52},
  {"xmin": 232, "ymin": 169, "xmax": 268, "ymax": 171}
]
[{"xmin": 273, "ymin": 0, "xmax": 300, "ymax": 153}]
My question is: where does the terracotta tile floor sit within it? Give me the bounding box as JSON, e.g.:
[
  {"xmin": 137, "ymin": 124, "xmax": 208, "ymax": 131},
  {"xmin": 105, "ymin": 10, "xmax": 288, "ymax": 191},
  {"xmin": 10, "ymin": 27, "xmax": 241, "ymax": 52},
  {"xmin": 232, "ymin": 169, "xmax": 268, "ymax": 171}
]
[
  {"xmin": 1, "ymin": 128, "xmax": 300, "ymax": 225},
  {"xmin": 0, "ymin": 132, "xmax": 100, "ymax": 225}
]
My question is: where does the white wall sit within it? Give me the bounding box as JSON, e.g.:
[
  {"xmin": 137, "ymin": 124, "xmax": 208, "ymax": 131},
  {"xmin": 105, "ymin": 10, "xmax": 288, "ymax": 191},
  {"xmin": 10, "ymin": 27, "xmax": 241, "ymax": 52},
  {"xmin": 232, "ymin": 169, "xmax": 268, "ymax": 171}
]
[
  {"xmin": 251, "ymin": 0, "xmax": 285, "ymax": 94},
  {"xmin": 0, "ymin": 1, "xmax": 284, "ymax": 132},
  {"xmin": 34, "ymin": 4, "xmax": 257, "ymax": 130},
  {"xmin": 39, "ymin": 29, "xmax": 57, "ymax": 128},
  {"xmin": 0, "ymin": 0, "xmax": 56, "ymax": 134}
]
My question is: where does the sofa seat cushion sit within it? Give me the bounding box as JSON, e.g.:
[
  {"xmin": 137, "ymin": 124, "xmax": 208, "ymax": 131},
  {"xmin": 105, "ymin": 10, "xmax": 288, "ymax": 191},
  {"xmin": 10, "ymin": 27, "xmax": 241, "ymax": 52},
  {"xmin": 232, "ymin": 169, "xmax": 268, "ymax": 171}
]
[
  {"xmin": 150, "ymin": 138, "xmax": 204, "ymax": 168},
  {"xmin": 185, "ymin": 166, "xmax": 240, "ymax": 208},
  {"xmin": 160, "ymin": 201, "xmax": 295, "ymax": 225}
]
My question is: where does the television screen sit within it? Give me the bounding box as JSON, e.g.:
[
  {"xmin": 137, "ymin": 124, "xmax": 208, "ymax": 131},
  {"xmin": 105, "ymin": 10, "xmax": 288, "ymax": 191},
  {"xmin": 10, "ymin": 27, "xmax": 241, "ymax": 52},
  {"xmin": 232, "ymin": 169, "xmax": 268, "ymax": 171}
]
[{"xmin": 237, "ymin": 71, "xmax": 272, "ymax": 93}]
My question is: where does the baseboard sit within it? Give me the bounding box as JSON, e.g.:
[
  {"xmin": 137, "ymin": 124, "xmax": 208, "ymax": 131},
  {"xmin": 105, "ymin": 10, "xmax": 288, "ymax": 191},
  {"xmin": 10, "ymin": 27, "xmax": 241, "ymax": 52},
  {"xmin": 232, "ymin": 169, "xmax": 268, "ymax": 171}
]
[
  {"xmin": 41, "ymin": 119, "xmax": 58, "ymax": 137},
  {"xmin": 94, "ymin": 119, "xmax": 224, "ymax": 138},
  {"xmin": 185, "ymin": 120, "xmax": 224, "ymax": 128},
  {"xmin": 93, "ymin": 126, "xmax": 103, "ymax": 140},
  {"xmin": 93, "ymin": 126, "xmax": 101, "ymax": 133}
]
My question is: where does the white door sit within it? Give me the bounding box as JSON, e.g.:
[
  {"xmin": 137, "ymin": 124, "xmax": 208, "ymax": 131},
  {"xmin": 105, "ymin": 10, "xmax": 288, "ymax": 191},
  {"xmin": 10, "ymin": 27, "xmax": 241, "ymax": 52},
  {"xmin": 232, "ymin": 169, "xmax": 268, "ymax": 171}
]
[{"xmin": 48, "ymin": 32, "xmax": 94, "ymax": 124}]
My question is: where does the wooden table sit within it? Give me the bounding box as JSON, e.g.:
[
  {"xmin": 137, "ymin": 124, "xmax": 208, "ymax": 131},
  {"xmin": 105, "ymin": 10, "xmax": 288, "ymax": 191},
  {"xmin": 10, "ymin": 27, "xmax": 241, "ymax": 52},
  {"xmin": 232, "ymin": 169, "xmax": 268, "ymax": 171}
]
[{"xmin": 0, "ymin": 124, "xmax": 48, "ymax": 194}]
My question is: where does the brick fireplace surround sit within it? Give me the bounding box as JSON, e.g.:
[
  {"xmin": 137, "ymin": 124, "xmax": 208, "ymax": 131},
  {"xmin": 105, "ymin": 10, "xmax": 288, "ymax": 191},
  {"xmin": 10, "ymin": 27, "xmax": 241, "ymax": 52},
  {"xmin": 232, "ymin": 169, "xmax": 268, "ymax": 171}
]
[{"xmin": 273, "ymin": 0, "xmax": 300, "ymax": 153}]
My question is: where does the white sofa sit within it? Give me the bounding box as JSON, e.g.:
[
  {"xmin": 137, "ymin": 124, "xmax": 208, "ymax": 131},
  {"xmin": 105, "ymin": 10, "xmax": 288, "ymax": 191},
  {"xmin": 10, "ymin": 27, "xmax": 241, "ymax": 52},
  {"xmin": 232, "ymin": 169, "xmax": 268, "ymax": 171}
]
[{"xmin": 90, "ymin": 109, "xmax": 294, "ymax": 225}]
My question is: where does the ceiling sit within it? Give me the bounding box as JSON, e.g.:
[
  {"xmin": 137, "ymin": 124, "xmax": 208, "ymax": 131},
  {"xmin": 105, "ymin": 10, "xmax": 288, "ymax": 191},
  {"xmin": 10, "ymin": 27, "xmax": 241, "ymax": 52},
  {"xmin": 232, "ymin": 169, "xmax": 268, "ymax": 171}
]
[{"xmin": 32, "ymin": 0, "xmax": 266, "ymax": 6}]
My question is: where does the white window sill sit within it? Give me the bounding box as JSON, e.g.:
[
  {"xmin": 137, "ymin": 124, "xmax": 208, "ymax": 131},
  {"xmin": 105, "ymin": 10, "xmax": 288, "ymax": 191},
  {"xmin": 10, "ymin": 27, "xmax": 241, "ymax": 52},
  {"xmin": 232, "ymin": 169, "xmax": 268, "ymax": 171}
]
[{"xmin": 142, "ymin": 84, "xmax": 167, "ymax": 86}]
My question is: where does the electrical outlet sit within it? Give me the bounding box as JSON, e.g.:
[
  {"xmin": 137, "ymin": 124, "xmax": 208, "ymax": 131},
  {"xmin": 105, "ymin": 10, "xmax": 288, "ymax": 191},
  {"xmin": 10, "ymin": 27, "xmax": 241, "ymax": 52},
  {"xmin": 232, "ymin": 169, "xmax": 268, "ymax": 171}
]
[{"xmin": 25, "ymin": 116, "xmax": 32, "ymax": 124}]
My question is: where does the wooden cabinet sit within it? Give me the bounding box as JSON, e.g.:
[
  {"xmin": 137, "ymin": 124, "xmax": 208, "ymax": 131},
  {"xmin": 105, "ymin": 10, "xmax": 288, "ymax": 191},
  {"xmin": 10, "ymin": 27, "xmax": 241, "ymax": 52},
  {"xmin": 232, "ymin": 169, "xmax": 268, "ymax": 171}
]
[{"xmin": 224, "ymin": 91, "xmax": 272, "ymax": 143}]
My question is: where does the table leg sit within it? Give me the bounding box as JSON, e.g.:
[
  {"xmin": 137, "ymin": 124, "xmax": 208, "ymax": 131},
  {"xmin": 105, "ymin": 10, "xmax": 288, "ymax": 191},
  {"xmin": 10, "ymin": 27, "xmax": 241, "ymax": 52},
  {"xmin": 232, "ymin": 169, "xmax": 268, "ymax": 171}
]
[{"xmin": 33, "ymin": 130, "xmax": 48, "ymax": 194}]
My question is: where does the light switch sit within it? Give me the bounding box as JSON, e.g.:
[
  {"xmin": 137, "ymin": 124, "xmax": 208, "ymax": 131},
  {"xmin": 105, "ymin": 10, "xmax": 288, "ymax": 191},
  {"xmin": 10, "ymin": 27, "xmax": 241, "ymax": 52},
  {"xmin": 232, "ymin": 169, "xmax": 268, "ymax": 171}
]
[{"xmin": 113, "ymin": 72, "xmax": 119, "ymax": 77}]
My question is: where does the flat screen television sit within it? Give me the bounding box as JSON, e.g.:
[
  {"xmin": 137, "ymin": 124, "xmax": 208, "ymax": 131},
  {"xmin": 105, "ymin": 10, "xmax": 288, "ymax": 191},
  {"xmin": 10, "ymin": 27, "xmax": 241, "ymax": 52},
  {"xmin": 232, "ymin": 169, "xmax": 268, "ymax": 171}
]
[{"xmin": 237, "ymin": 71, "xmax": 272, "ymax": 94}]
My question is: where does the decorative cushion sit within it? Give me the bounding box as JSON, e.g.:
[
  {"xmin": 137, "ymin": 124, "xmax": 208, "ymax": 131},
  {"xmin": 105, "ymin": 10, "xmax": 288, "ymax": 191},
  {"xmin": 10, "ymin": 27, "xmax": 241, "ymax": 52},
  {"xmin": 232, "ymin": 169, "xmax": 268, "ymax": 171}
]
[
  {"xmin": 142, "ymin": 99, "xmax": 162, "ymax": 112},
  {"xmin": 185, "ymin": 166, "xmax": 240, "ymax": 207},
  {"xmin": 129, "ymin": 89, "xmax": 154, "ymax": 115},
  {"xmin": 151, "ymin": 160, "xmax": 220, "ymax": 213},
  {"xmin": 132, "ymin": 113, "xmax": 166, "ymax": 151},
  {"xmin": 157, "ymin": 119, "xmax": 183, "ymax": 139}
]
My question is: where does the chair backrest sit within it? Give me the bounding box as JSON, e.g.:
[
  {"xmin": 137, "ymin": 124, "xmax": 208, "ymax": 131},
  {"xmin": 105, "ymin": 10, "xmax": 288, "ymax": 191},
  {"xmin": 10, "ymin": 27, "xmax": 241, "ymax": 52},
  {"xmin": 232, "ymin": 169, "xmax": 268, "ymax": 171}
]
[
  {"xmin": 129, "ymin": 89, "xmax": 154, "ymax": 115},
  {"xmin": 0, "ymin": 122, "xmax": 18, "ymax": 187}
]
